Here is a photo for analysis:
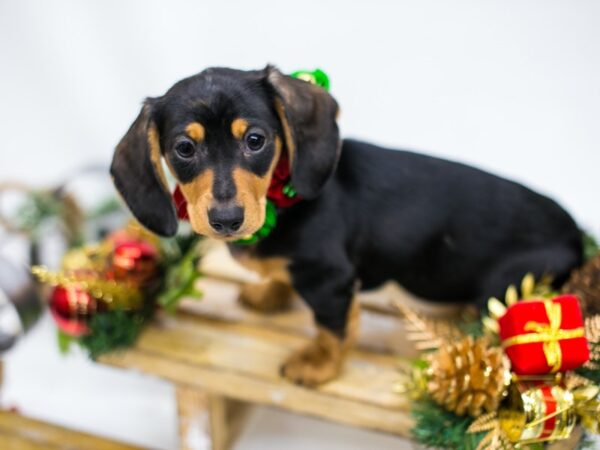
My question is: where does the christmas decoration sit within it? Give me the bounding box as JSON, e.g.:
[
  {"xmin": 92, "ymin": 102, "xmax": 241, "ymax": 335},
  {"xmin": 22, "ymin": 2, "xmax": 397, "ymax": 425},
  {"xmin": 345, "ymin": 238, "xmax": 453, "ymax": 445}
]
[
  {"xmin": 0, "ymin": 182, "xmax": 84, "ymax": 247},
  {"xmin": 289, "ymin": 68, "xmax": 330, "ymax": 91},
  {"xmin": 575, "ymin": 315, "xmax": 600, "ymax": 385},
  {"xmin": 156, "ymin": 233, "xmax": 203, "ymax": 312},
  {"xmin": 32, "ymin": 266, "xmax": 143, "ymax": 312},
  {"xmin": 49, "ymin": 285, "xmax": 98, "ymax": 337},
  {"xmin": 483, "ymin": 273, "xmax": 556, "ymax": 336},
  {"xmin": 395, "ymin": 270, "xmax": 600, "ymax": 450},
  {"xmin": 562, "ymin": 253, "xmax": 600, "ymax": 317},
  {"xmin": 427, "ymin": 336, "xmax": 510, "ymax": 417},
  {"xmin": 573, "ymin": 385, "xmax": 600, "ymax": 434},
  {"xmin": 499, "ymin": 296, "xmax": 589, "ymax": 375},
  {"xmin": 0, "ymin": 175, "xmax": 204, "ymax": 359},
  {"xmin": 467, "ymin": 412, "xmax": 513, "ymax": 450},
  {"xmin": 394, "ymin": 299, "xmax": 466, "ymax": 351},
  {"xmin": 412, "ymin": 401, "xmax": 481, "ymax": 450},
  {"xmin": 32, "ymin": 221, "xmax": 203, "ymax": 357},
  {"xmin": 110, "ymin": 239, "xmax": 159, "ymax": 285},
  {"xmin": 499, "ymin": 379, "xmax": 576, "ymax": 444}
]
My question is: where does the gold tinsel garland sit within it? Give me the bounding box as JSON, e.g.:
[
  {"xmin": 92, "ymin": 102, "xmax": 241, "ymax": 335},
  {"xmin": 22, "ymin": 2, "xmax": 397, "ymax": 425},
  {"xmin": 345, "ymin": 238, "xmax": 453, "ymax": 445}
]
[{"xmin": 31, "ymin": 266, "xmax": 142, "ymax": 310}]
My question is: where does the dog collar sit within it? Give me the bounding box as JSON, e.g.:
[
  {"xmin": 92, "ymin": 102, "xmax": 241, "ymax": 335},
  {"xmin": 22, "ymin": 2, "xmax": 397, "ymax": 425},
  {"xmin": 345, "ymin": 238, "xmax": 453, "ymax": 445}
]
[{"xmin": 172, "ymin": 69, "xmax": 330, "ymax": 245}]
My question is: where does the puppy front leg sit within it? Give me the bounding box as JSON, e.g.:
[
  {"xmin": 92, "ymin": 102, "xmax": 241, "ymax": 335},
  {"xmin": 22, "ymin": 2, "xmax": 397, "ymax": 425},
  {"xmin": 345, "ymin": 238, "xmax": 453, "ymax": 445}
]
[
  {"xmin": 232, "ymin": 254, "xmax": 294, "ymax": 312},
  {"xmin": 281, "ymin": 262, "xmax": 359, "ymax": 386},
  {"xmin": 238, "ymin": 278, "xmax": 294, "ymax": 312}
]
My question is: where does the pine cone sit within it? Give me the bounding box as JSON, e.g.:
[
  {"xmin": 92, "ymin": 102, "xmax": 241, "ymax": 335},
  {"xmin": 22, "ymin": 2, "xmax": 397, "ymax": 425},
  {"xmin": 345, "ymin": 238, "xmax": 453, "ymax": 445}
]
[
  {"xmin": 563, "ymin": 254, "xmax": 600, "ymax": 316},
  {"xmin": 427, "ymin": 336, "xmax": 510, "ymax": 417}
]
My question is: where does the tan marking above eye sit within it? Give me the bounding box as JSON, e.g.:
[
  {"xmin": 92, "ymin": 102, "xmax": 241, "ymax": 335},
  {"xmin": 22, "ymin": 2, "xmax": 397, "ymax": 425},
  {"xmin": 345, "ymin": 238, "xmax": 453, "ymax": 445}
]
[
  {"xmin": 185, "ymin": 122, "xmax": 205, "ymax": 142},
  {"xmin": 231, "ymin": 118, "xmax": 249, "ymax": 140}
]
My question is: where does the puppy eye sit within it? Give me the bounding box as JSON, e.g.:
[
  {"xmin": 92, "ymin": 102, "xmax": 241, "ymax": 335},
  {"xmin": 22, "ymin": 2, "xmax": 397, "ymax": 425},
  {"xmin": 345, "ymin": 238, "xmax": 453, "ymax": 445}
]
[
  {"xmin": 175, "ymin": 140, "xmax": 196, "ymax": 159},
  {"xmin": 245, "ymin": 132, "xmax": 266, "ymax": 152}
]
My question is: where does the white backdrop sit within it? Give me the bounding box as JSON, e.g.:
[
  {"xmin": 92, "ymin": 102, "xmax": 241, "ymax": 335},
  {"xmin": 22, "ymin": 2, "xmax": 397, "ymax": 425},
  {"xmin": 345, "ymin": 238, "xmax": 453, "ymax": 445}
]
[
  {"xmin": 0, "ymin": 1, "xmax": 599, "ymax": 448},
  {"xmin": 1, "ymin": 0, "xmax": 599, "ymax": 230}
]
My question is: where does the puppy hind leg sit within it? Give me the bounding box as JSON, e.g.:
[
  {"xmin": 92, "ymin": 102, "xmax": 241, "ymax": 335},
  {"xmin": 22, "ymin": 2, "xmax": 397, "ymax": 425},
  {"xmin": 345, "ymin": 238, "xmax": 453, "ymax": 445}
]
[{"xmin": 478, "ymin": 244, "xmax": 581, "ymax": 309}]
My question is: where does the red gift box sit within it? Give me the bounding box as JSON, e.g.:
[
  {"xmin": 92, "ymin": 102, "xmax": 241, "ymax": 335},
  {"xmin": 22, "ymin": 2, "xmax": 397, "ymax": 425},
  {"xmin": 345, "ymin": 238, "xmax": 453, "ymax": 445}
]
[{"xmin": 498, "ymin": 295, "xmax": 589, "ymax": 375}]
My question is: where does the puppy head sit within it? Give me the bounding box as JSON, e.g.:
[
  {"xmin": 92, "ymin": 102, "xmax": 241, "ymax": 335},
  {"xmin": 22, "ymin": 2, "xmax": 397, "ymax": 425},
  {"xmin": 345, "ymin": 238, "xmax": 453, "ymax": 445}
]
[{"xmin": 110, "ymin": 66, "xmax": 340, "ymax": 239}]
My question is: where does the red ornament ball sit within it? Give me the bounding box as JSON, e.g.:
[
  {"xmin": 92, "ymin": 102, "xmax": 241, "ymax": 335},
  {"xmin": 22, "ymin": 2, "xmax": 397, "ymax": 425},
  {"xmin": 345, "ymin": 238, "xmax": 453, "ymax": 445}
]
[
  {"xmin": 110, "ymin": 239, "xmax": 159, "ymax": 285},
  {"xmin": 49, "ymin": 285, "xmax": 98, "ymax": 337}
]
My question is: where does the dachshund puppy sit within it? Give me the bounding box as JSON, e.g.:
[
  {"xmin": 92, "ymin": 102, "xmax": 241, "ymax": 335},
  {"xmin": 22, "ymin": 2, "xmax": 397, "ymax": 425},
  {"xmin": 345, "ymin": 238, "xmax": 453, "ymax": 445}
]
[{"xmin": 111, "ymin": 66, "xmax": 582, "ymax": 386}]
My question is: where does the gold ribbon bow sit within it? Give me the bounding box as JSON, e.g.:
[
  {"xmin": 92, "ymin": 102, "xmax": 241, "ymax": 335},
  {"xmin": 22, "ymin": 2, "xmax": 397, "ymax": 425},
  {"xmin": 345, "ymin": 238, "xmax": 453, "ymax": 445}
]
[{"xmin": 502, "ymin": 300, "xmax": 585, "ymax": 373}]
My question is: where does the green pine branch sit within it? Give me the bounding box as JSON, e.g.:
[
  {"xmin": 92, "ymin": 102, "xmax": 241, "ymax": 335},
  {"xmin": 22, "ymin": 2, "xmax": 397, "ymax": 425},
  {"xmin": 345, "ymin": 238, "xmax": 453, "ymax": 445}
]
[
  {"xmin": 575, "ymin": 341, "xmax": 600, "ymax": 385},
  {"xmin": 412, "ymin": 401, "xmax": 482, "ymax": 450}
]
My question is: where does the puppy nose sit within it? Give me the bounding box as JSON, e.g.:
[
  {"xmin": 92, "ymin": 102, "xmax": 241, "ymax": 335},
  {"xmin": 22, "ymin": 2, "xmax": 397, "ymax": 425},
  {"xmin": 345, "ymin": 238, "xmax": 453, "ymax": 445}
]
[{"xmin": 208, "ymin": 206, "xmax": 244, "ymax": 234}]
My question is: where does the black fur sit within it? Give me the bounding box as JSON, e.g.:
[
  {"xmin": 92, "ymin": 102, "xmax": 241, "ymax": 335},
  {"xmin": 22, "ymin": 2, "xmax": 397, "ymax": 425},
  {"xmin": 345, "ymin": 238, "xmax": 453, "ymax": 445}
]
[
  {"xmin": 251, "ymin": 140, "xmax": 582, "ymax": 334},
  {"xmin": 112, "ymin": 66, "xmax": 583, "ymax": 338},
  {"xmin": 110, "ymin": 101, "xmax": 178, "ymax": 236}
]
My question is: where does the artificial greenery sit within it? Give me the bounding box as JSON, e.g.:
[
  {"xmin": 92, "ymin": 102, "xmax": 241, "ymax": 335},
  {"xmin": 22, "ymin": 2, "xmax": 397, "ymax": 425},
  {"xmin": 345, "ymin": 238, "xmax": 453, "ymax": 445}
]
[
  {"xmin": 57, "ymin": 296, "xmax": 154, "ymax": 359},
  {"xmin": 458, "ymin": 310, "xmax": 484, "ymax": 338},
  {"xmin": 575, "ymin": 341, "xmax": 600, "ymax": 385},
  {"xmin": 56, "ymin": 232, "xmax": 203, "ymax": 358},
  {"xmin": 57, "ymin": 329, "xmax": 74, "ymax": 354},
  {"xmin": 412, "ymin": 400, "xmax": 551, "ymax": 450},
  {"xmin": 80, "ymin": 308, "xmax": 148, "ymax": 359},
  {"xmin": 583, "ymin": 232, "xmax": 600, "ymax": 262},
  {"xmin": 157, "ymin": 234, "xmax": 203, "ymax": 312},
  {"xmin": 411, "ymin": 401, "xmax": 482, "ymax": 450},
  {"xmin": 15, "ymin": 189, "xmax": 84, "ymax": 247},
  {"xmin": 15, "ymin": 190, "xmax": 64, "ymax": 233}
]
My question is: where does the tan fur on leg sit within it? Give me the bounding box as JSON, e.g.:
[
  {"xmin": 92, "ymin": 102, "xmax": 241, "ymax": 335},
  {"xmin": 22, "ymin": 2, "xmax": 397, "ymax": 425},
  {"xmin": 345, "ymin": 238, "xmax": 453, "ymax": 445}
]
[
  {"xmin": 238, "ymin": 279, "xmax": 293, "ymax": 312},
  {"xmin": 281, "ymin": 297, "xmax": 360, "ymax": 386},
  {"xmin": 233, "ymin": 254, "xmax": 294, "ymax": 312}
]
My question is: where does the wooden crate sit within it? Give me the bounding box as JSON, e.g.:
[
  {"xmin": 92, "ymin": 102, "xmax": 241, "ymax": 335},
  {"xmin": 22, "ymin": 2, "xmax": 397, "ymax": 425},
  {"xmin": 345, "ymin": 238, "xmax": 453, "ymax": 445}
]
[{"xmin": 98, "ymin": 242, "xmax": 463, "ymax": 450}]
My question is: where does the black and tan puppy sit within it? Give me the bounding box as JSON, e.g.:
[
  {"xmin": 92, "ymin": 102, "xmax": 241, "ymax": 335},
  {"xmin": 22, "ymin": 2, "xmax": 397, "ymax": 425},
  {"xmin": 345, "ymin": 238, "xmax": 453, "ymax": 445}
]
[{"xmin": 111, "ymin": 66, "xmax": 583, "ymax": 386}]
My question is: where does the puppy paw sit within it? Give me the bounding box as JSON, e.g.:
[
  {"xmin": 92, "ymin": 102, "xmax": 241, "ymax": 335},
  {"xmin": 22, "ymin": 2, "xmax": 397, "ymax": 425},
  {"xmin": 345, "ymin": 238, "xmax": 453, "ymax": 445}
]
[
  {"xmin": 238, "ymin": 279, "xmax": 293, "ymax": 313},
  {"xmin": 280, "ymin": 330, "xmax": 344, "ymax": 387}
]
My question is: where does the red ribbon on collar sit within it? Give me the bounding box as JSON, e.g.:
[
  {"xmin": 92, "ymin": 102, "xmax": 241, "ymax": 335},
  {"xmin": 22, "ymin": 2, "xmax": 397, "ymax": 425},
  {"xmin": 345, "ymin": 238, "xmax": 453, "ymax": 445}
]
[
  {"xmin": 173, "ymin": 152, "xmax": 301, "ymax": 221},
  {"xmin": 173, "ymin": 185, "xmax": 189, "ymax": 220}
]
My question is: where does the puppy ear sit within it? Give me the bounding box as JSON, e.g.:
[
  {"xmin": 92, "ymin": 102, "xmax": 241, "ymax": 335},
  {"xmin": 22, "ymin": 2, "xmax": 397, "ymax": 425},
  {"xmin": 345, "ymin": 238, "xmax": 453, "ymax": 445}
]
[
  {"xmin": 110, "ymin": 99, "xmax": 178, "ymax": 236},
  {"xmin": 265, "ymin": 66, "xmax": 341, "ymax": 199}
]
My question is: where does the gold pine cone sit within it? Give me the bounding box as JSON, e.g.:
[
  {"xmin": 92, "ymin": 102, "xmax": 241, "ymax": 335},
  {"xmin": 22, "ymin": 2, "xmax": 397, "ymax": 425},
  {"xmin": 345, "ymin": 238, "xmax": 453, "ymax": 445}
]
[
  {"xmin": 427, "ymin": 336, "xmax": 510, "ymax": 417},
  {"xmin": 563, "ymin": 253, "xmax": 600, "ymax": 316}
]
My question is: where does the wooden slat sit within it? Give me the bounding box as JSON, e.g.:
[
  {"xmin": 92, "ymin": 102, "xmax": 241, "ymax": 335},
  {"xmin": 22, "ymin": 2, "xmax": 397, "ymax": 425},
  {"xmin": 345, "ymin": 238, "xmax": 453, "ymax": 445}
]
[
  {"xmin": 0, "ymin": 411, "xmax": 142, "ymax": 450},
  {"xmin": 179, "ymin": 278, "xmax": 421, "ymax": 358},
  {"xmin": 102, "ymin": 350, "xmax": 412, "ymax": 436},
  {"xmin": 131, "ymin": 313, "xmax": 404, "ymax": 408},
  {"xmin": 99, "ymin": 311, "xmax": 413, "ymax": 436}
]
